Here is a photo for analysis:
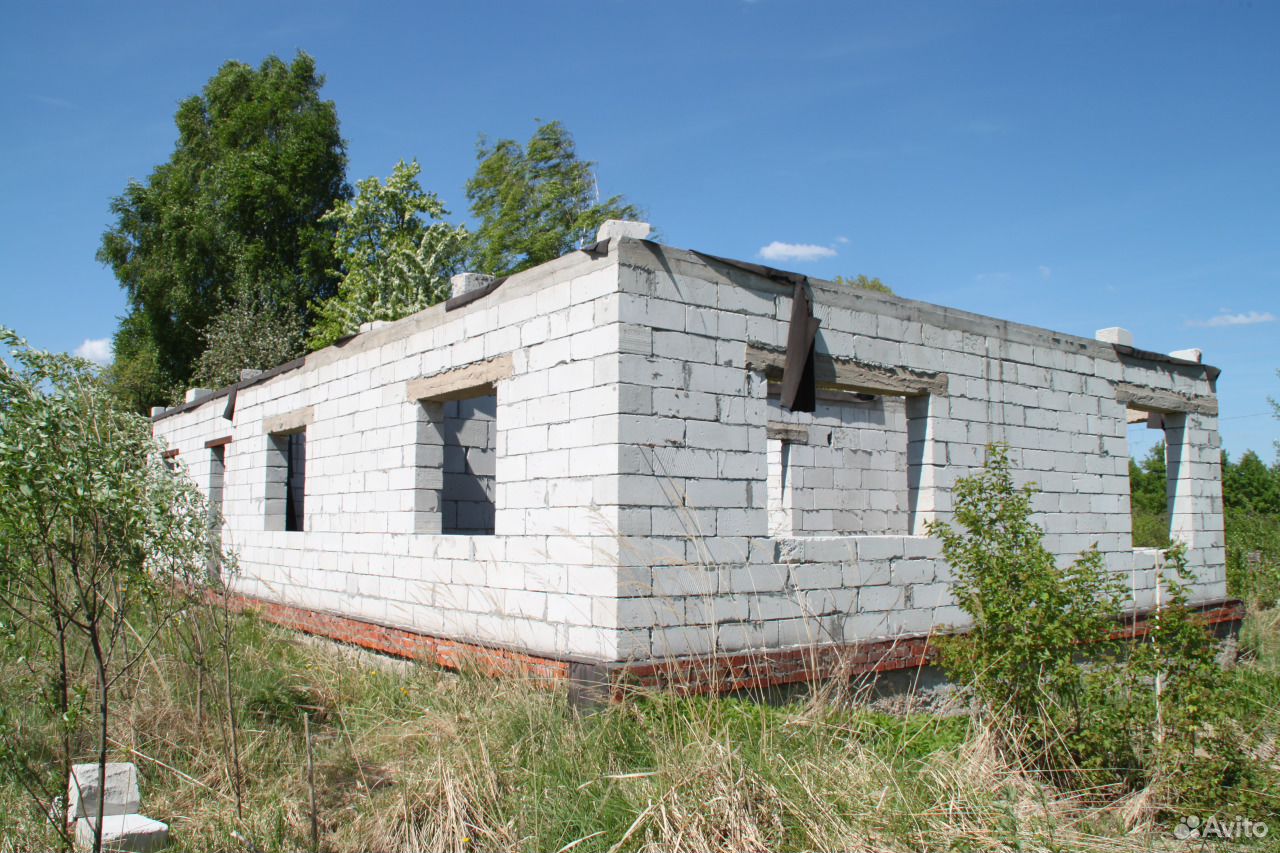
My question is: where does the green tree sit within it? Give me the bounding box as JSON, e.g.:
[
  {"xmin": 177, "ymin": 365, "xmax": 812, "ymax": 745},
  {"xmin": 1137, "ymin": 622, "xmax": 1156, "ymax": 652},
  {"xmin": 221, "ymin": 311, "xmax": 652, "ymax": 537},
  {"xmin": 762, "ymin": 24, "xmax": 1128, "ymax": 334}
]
[
  {"xmin": 832, "ymin": 274, "xmax": 893, "ymax": 295},
  {"xmin": 1223, "ymin": 449, "xmax": 1280, "ymax": 514},
  {"xmin": 1129, "ymin": 441, "xmax": 1168, "ymax": 516},
  {"xmin": 0, "ymin": 328, "xmax": 214, "ymax": 850},
  {"xmin": 309, "ymin": 161, "xmax": 468, "ymax": 350},
  {"xmin": 191, "ymin": 296, "xmax": 307, "ymax": 390},
  {"xmin": 98, "ymin": 52, "xmax": 349, "ymax": 410},
  {"xmin": 466, "ymin": 121, "xmax": 643, "ymax": 276}
]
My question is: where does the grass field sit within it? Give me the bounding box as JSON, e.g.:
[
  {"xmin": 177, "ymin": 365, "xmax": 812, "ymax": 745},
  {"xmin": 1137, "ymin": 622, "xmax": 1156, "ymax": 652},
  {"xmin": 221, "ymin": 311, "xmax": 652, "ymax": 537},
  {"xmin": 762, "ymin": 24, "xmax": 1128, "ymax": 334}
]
[{"xmin": 3, "ymin": 603, "xmax": 1278, "ymax": 853}]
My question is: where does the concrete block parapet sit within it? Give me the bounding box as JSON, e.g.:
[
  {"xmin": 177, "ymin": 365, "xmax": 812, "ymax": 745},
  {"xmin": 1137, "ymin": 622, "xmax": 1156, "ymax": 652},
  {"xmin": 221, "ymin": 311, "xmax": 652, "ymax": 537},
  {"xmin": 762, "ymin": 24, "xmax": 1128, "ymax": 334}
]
[
  {"xmin": 1094, "ymin": 327, "xmax": 1134, "ymax": 346},
  {"xmin": 596, "ymin": 219, "xmax": 652, "ymax": 241},
  {"xmin": 450, "ymin": 272, "xmax": 496, "ymax": 300}
]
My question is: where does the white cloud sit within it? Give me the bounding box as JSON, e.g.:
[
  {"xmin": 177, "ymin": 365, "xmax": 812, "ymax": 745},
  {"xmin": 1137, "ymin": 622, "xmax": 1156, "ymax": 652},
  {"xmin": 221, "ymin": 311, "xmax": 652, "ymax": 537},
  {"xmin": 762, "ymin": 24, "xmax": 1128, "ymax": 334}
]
[
  {"xmin": 74, "ymin": 337, "xmax": 113, "ymax": 365},
  {"xmin": 1038, "ymin": 265, "xmax": 1052, "ymax": 280},
  {"xmin": 758, "ymin": 241, "xmax": 837, "ymax": 263},
  {"xmin": 1188, "ymin": 310, "xmax": 1276, "ymax": 328}
]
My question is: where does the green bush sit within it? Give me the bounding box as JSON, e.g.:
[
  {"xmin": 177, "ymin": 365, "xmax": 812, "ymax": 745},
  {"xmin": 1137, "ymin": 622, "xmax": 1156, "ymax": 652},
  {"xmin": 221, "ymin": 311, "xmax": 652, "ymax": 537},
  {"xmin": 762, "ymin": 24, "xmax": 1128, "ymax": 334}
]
[
  {"xmin": 1131, "ymin": 510, "xmax": 1170, "ymax": 549},
  {"xmin": 1225, "ymin": 509, "xmax": 1280, "ymax": 608},
  {"xmin": 932, "ymin": 444, "xmax": 1265, "ymax": 810},
  {"xmin": 927, "ymin": 445, "xmax": 1126, "ymax": 780}
]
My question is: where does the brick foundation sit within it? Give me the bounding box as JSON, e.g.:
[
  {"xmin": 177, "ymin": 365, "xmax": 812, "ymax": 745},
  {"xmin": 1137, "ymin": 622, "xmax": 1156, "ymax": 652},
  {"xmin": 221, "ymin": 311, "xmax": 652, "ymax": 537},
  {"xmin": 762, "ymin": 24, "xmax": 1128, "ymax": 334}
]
[{"xmin": 223, "ymin": 591, "xmax": 1246, "ymax": 698}]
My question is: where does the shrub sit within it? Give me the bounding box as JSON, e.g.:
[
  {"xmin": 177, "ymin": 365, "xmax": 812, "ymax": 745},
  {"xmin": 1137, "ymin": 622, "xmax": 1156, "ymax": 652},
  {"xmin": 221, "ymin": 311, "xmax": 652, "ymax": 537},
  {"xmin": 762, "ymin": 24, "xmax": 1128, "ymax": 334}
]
[
  {"xmin": 1225, "ymin": 509, "xmax": 1280, "ymax": 609},
  {"xmin": 927, "ymin": 445, "xmax": 1124, "ymax": 775},
  {"xmin": 931, "ymin": 444, "xmax": 1260, "ymax": 810},
  {"xmin": 0, "ymin": 327, "xmax": 217, "ymax": 850}
]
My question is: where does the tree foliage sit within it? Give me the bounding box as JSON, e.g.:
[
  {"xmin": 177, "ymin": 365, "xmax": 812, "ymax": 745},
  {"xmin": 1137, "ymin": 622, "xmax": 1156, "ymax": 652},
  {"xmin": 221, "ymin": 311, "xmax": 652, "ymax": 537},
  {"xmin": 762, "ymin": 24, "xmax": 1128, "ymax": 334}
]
[
  {"xmin": 1128, "ymin": 441, "xmax": 1168, "ymax": 517},
  {"xmin": 1223, "ymin": 449, "xmax": 1280, "ymax": 515},
  {"xmin": 191, "ymin": 296, "xmax": 307, "ymax": 390},
  {"xmin": 832, "ymin": 274, "xmax": 893, "ymax": 295},
  {"xmin": 309, "ymin": 161, "xmax": 467, "ymax": 349},
  {"xmin": 466, "ymin": 121, "xmax": 642, "ymax": 276},
  {"xmin": 0, "ymin": 328, "xmax": 215, "ymax": 848},
  {"xmin": 98, "ymin": 52, "xmax": 349, "ymax": 410}
]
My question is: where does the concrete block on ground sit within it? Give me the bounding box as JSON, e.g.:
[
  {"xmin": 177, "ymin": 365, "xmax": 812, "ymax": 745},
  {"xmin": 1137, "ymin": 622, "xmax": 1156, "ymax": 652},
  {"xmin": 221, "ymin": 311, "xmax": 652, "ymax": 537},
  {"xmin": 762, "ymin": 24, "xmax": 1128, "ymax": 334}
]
[
  {"xmin": 75, "ymin": 813, "xmax": 169, "ymax": 853},
  {"xmin": 68, "ymin": 763, "xmax": 140, "ymax": 820}
]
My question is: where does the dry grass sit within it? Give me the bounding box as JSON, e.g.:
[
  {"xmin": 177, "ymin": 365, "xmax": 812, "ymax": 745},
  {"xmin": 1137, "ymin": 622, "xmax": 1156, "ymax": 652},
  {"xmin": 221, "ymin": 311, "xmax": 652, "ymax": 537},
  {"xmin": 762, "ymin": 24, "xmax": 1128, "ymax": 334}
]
[{"xmin": 3, "ymin": 607, "xmax": 1276, "ymax": 852}]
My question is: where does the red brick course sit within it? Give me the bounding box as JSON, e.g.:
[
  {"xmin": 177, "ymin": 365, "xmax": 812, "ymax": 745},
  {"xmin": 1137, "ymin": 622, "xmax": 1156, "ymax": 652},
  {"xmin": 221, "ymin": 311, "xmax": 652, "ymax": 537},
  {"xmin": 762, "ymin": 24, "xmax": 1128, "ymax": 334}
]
[{"xmin": 219, "ymin": 591, "xmax": 1246, "ymax": 699}]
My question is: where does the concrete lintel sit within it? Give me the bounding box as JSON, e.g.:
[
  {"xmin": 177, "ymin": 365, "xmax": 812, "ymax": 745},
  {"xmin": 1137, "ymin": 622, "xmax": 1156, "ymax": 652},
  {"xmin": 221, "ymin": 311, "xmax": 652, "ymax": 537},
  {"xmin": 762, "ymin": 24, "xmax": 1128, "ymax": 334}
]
[
  {"xmin": 263, "ymin": 406, "xmax": 314, "ymax": 435},
  {"xmin": 1115, "ymin": 382, "xmax": 1217, "ymax": 416},
  {"xmin": 746, "ymin": 342, "xmax": 947, "ymax": 397},
  {"xmin": 406, "ymin": 354, "xmax": 514, "ymax": 403},
  {"xmin": 766, "ymin": 422, "xmax": 810, "ymax": 443}
]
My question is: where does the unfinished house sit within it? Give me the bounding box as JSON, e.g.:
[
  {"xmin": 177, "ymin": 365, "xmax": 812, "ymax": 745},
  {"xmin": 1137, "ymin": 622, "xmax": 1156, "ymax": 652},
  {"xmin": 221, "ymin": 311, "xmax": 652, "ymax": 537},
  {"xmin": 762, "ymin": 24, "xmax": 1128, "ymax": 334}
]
[{"xmin": 152, "ymin": 221, "xmax": 1237, "ymax": 692}]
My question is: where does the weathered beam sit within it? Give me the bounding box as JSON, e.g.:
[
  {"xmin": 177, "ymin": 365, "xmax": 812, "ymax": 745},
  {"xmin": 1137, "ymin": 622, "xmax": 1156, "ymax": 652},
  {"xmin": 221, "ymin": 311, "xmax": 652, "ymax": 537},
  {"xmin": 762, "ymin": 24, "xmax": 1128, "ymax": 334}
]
[
  {"xmin": 204, "ymin": 435, "xmax": 233, "ymax": 448},
  {"xmin": 746, "ymin": 342, "xmax": 947, "ymax": 397},
  {"xmin": 406, "ymin": 354, "xmax": 514, "ymax": 403},
  {"xmin": 1115, "ymin": 383, "xmax": 1217, "ymax": 416}
]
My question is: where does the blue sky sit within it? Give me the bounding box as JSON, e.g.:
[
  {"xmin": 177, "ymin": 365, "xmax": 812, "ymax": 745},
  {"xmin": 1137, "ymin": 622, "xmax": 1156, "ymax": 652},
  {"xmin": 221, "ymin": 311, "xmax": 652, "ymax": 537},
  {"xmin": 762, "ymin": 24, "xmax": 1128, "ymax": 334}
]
[{"xmin": 1, "ymin": 1, "xmax": 1276, "ymax": 459}]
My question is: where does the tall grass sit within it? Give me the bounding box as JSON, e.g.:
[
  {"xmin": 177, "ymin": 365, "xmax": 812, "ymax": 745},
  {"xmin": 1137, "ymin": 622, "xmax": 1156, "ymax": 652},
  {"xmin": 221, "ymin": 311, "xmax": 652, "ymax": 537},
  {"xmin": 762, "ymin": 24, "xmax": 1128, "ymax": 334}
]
[{"xmin": 5, "ymin": 606, "xmax": 1278, "ymax": 852}]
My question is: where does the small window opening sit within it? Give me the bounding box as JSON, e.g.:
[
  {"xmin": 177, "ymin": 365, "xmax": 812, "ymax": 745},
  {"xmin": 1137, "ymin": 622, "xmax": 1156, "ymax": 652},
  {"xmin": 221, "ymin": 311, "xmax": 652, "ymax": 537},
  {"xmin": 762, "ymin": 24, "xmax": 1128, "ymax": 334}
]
[
  {"xmin": 766, "ymin": 393, "xmax": 909, "ymax": 536},
  {"xmin": 414, "ymin": 392, "xmax": 497, "ymax": 535},
  {"xmin": 284, "ymin": 433, "xmax": 306, "ymax": 532},
  {"xmin": 442, "ymin": 395, "xmax": 496, "ymax": 534},
  {"xmin": 1126, "ymin": 411, "xmax": 1171, "ymax": 548},
  {"xmin": 209, "ymin": 445, "xmax": 226, "ymax": 521},
  {"xmin": 766, "ymin": 437, "xmax": 793, "ymax": 536},
  {"xmin": 208, "ymin": 445, "xmax": 225, "ymax": 579},
  {"xmin": 266, "ymin": 430, "xmax": 306, "ymax": 532}
]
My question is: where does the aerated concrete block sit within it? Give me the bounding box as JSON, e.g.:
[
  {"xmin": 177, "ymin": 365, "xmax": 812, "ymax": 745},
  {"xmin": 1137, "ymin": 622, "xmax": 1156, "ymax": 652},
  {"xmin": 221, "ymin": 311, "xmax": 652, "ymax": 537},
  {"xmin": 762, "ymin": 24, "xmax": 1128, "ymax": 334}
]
[
  {"xmin": 75, "ymin": 813, "xmax": 169, "ymax": 853},
  {"xmin": 596, "ymin": 219, "xmax": 652, "ymax": 241},
  {"xmin": 1094, "ymin": 327, "xmax": 1134, "ymax": 346},
  {"xmin": 67, "ymin": 763, "xmax": 140, "ymax": 820}
]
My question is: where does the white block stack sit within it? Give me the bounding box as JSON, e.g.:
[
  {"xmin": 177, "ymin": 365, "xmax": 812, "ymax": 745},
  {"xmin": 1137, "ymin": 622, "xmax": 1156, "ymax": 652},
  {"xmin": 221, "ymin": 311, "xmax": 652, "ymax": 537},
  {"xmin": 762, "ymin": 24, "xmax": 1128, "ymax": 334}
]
[{"xmin": 68, "ymin": 762, "xmax": 168, "ymax": 852}]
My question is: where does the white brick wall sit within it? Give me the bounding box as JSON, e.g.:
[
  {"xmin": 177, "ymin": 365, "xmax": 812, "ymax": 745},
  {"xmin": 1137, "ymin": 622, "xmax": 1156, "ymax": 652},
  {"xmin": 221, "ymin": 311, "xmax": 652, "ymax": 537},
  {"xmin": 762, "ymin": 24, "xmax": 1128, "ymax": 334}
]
[
  {"xmin": 608, "ymin": 241, "xmax": 1228, "ymax": 661},
  {"xmin": 155, "ymin": 251, "xmax": 626, "ymax": 661},
  {"xmin": 155, "ymin": 238, "xmax": 1229, "ymax": 667}
]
